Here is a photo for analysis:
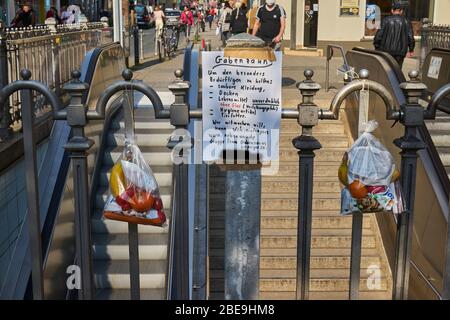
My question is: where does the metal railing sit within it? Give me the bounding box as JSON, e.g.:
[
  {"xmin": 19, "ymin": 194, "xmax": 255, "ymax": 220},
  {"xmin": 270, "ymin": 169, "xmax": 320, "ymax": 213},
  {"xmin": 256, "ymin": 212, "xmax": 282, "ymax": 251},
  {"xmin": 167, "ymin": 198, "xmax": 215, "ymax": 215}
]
[
  {"xmin": 0, "ymin": 23, "xmax": 113, "ymax": 140},
  {"xmin": 420, "ymin": 20, "xmax": 450, "ymax": 71},
  {"xmin": 325, "ymin": 44, "xmax": 352, "ymax": 92}
]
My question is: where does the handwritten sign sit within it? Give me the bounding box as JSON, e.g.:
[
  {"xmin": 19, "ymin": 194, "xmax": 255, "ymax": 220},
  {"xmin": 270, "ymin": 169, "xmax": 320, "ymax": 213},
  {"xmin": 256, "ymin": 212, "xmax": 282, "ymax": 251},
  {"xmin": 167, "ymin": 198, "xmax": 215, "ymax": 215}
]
[{"xmin": 202, "ymin": 52, "xmax": 282, "ymax": 163}]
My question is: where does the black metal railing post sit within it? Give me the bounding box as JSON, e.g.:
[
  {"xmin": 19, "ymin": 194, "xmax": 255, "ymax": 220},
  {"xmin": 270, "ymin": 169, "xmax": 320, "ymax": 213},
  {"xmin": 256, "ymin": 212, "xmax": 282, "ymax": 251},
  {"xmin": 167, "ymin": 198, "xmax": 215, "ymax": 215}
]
[
  {"xmin": 0, "ymin": 30, "xmax": 11, "ymax": 140},
  {"xmin": 133, "ymin": 25, "xmax": 140, "ymax": 66},
  {"xmin": 63, "ymin": 71, "xmax": 95, "ymax": 300},
  {"xmin": 0, "ymin": 69, "xmax": 65, "ymax": 300},
  {"xmin": 18, "ymin": 70, "xmax": 45, "ymax": 300},
  {"xmin": 392, "ymin": 71, "xmax": 428, "ymax": 300},
  {"xmin": 294, "ymin": 70, "xmax": 322, "ymax": 300},
  {"xmin": 166, "ymin": 69, "xmax": 191, "ymax": 300}
]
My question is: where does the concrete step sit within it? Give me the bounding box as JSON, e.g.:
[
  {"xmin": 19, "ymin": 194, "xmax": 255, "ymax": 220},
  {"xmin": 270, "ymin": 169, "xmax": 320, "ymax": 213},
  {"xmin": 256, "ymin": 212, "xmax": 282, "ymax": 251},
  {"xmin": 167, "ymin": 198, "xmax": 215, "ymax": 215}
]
[
  {"xmin": 107, "ymin": 128, "xmax": 174, "ymax": 147},
  {"xmin": 425, "ymin": 119, "xmax": 450, "ymax": 131},
  {"xmin": 258, "ymin": 216, "xmax": 371, "ymax": 230},
  {"xmin": 257, "ymin": 247, "xmax": 380, "ymax": 257},
  {"xmin": 96, "ymin": 288, "xmax": 165, "ymax": 300},
  {"xmin": 92, "ymin": 209, "xmax": 170, "ymax": 234},
  {"xmin": 209, "ymin": 268, "xmax": 388, "ymax": 280},
  {"xmin": 110, "ymin": 119, "xmax": 174, "ymax": 131},
  {"xmin": 261, "ymin": 210, "xmax": 367, "ymax": 218},
  {"xmin": 260, "ymin": 256, "xmax": 382, "ymax": 270},
  {"xmin": 280, "ymin": 148, "xmax": 347, "ymax": 162},
  {"xmin": 261, "ymin": 179, "xmax": 341, "ymax": 194},
  {"xmin": 436, "ymin": 147, "xmax": 450, "ymax": 166},
  {"xmin": 98, "ymin": 165, "xmax": 173, "ymax": 188},
  {"xmin": 428, "ymin": 130, "xmax": 450, "ymax": 147},
  {"xmin": 95, "ymin": 186, "xmax": 172, "ymax": 210},
  {"xmin": 261, "ymin": 197, "xmax": 341, "ymax": 211},
  {"xmin": 280, "ymin": 134, "xmax": 349, "ymax": 148},
  {"xmin": 208, "ymin": 235, "xmax": 376, "ymax": 250},
  {"xmin": 208, "ymin": 255, "xmax": 381, "ymax": 270},
  {"xmin": 259, "ymin": 278, "xmax": 389, "ymax": 292},
  {"xmin": 209, "ymin": 278, "xmax": 388, "ymax": 293},
  {"xmin": 94, "ymin": 260, "xmax": 166, "ymax": 289},
  {"xmin": 103, "ymin": 146, "xmax": 173, "ymax": 166},
  {"xmin": 210, "ymin": 163, "xmax": 342, "ymax": 179},
  {"xmin": 258, "ymin": 291, "xmax": 391, "ymax": 300},
  {"xmin": 281, "ymin": 120, "xmax": 345, "ymax": 134},
  {"xmin": 92, "ymin": 233, "xmax": 167, "ymax": 260},
  {"xmin": 208, "ymin": 195, "xmax": 342, "ymax": 212}
]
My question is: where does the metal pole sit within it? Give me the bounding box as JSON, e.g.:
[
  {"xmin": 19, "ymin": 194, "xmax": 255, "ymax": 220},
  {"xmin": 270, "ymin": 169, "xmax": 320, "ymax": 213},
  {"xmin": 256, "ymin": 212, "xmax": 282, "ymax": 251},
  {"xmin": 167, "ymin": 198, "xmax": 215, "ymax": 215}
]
[
  {"xmin": 224, "ymin": 167, "xmax": 261, "ymax": 300},
  {"xmin": 167, "ymin": 69, "xmax": 191, "ymax": 300},
  {"xmin": 122, "ymin": 90, "xmax": 141, "ymax": 300},
  {"xmin": 294, "ymin": 70, "xmax": 321, "ymax": 300},
  {"xmin": 139, "ymin": 29, "xmax": 144, "ymax": 60},
  {"xmin": 21, "ymin": 80, "xmax": 45, "ymax": 300},
  {"xmin": 63, "ymin": 71, "xmax": 95, "ymax": 300},
  {"xmin": 133, "ymin": 26, "xmax": 139, "ymax": 66},
  {"xmin": 349, "ymin": 82, "xmax": 370, "ymax": 300},
  {"xmin": 128, "ymin": 223, "xmax": 141, "ymax": 300},
  {"xmin": 0, "ymin": 33, "xmax": 11, "ymax": 139},
  {"xmin": 290, "ymin": 0, "xmax": 297, "ymax": 50},
  {"xmin": 444, "ymin": 204, "xmax": 450, "ymax": 299},
  {"xmin": 112, "ymin": 0, "xmax": 122, "ymax": 45},
  {"xmin": 392, "ymin": 71, "xmax": 427, "ymax": 300}
]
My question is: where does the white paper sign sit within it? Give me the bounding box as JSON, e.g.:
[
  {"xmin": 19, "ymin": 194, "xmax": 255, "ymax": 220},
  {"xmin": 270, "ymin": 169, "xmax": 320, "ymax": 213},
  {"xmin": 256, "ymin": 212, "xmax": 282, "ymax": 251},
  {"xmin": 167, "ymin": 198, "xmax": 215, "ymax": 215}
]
[
  {"xmin": 427, "ymin": 56, "xmax": 443, "ymax": 79},
  {"xmin": 313, "ymin": 4, "xmax": 319, "ymax": 11},
  {"xmin": 202, "ymin": 52, "xmax": 282, "ymax": 162}
]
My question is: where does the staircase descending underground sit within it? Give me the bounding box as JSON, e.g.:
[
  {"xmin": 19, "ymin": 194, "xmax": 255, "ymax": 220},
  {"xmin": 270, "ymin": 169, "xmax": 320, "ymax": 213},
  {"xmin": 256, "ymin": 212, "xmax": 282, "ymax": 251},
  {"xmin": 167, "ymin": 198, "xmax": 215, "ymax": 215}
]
[
  {"xmin": 92, "ymin": 103, "xmax": 174, "ymax": 300},
  {"xmin": 426, "ymin": 110, "xmax": 450, "ymax": 181},
  {"xmin": 209, "ymin": 90, "xmax": 392, "ymax": 300}
]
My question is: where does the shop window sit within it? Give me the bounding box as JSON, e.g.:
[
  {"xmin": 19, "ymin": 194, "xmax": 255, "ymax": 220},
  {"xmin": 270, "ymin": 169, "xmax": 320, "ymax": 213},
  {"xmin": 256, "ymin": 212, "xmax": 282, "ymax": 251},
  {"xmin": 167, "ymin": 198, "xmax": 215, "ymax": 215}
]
[{"xmin": 365, "ymin": 0, "xmax": 434, "ymax": 36}]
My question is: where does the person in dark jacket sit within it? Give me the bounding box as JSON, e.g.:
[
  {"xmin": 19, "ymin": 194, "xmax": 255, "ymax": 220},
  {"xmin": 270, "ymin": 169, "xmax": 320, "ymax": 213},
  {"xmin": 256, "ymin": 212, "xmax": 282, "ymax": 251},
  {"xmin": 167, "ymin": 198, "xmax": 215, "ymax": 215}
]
[
  {"xmin": 373, "ymin": 2, "xmax": 415, "ymax": 68},
  {"xmin": 11, "ymin": 3, "xmax": 36, "ymax": 27},
  {"xmin": 229, "ymin": 2, "xmax": 248, "ymax": 35}
]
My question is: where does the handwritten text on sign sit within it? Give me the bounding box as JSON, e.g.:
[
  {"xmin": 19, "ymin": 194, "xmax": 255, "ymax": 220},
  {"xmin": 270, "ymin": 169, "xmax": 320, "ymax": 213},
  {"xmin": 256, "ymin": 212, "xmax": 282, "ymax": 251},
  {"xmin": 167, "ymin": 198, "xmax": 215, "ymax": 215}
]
[{"xmin": 202, "ymin": 52, "xmax": 282, "ymax": 162}]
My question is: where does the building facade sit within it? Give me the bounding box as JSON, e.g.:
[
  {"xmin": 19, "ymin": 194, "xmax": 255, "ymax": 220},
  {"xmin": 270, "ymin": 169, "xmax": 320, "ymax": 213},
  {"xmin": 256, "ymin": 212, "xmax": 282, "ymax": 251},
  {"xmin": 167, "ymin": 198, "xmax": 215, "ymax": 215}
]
[
  {"xmin": 0, "ymin": 0, "xmax": 103, "ymax": 26},
  {"xmin": 277, "ymin": 0, "xmax": 450, "ymax": 51}
]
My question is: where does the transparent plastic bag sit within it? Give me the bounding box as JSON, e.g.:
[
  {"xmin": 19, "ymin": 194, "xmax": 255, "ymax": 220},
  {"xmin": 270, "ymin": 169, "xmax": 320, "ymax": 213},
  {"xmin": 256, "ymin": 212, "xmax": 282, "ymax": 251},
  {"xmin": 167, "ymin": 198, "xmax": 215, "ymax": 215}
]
[
  {"xmin": 103, "ymin": 142, "xmax": 167, "ymax": 227},
  {"xmin": 338, "ymin": 120, "xmax": 404, "ymax": 215}
]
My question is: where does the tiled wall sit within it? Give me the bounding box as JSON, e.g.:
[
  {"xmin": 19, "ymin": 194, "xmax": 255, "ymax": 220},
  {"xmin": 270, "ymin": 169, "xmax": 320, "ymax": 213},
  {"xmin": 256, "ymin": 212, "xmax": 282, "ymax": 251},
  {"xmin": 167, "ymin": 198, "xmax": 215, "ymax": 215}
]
[{"xmin": 0, "ymin": 141, "xmax": 49, "ymax": 290}]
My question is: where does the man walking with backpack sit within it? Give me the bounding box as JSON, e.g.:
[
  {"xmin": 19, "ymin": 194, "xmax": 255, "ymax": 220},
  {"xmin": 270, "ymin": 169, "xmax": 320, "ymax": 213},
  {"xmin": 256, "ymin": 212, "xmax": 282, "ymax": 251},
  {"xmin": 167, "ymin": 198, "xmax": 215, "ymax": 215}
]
[
  {"xmin": 252, "ymin": 0, "xmax": 286, "ymax": 49},
  {"xmin": 373, "ymin": 2, "xmax": 415, "ymax": 68}
]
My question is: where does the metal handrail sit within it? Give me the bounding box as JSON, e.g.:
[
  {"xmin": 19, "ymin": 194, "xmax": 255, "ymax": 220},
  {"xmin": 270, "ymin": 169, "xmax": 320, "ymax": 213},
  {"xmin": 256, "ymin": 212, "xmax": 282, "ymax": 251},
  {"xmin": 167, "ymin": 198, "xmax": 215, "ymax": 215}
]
[
  {"xmin": 410, "ymin": 259, "xmax": 442, "ymax": 300},
  {"xmin": 165, "ymin": 166, "xmax": 177, "ymax": 299},
  {"xmin": 325, "ymin": 44, "xmax": 352, "ymax": 92}
]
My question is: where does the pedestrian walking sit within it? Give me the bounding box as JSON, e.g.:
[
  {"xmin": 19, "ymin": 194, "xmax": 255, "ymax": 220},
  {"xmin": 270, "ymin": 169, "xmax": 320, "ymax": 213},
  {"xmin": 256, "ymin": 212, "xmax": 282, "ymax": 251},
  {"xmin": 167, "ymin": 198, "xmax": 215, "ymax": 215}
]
[
  {"xmin": 373, "ymin": 2, "xmax": 415, "ymax": 68},
  {"xmin": 207, "ymin": 7, "xmax": 215, "ymax": 30},
  {"xmin": 154, "ymin": 5, "xmax": 166, "ymax": 56},
  {"xmin": 180, "ymin": 6, "xmax": 194, "ymax": 38},
  {"xmin": 46, "ymin": 6, "xmax": 61, "ymax": 24},
  {"xmin": 229, "ymin": 2, "xmax": 248, "ymax": 36},
  {"xmin": 218, "ymin": 1, "xmax": 233, "ymax": 47},
  {"xmin": 252, "ymin": 0, "xmax": 286, "ymax": 49},
  {"xmin": 247, "ymin": 1, "xmax": 258, "ymax": 35},
  {"xmin": 10, "ymin": 3, "xmax": 36, "ymax": 28}
]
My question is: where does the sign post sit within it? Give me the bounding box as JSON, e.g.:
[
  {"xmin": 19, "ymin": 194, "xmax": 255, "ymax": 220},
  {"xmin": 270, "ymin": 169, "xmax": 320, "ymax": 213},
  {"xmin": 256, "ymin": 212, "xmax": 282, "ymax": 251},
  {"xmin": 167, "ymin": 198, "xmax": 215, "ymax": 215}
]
[{"xmin": 202, "ymin": 34, "xmax": 281, "ymax": 299}]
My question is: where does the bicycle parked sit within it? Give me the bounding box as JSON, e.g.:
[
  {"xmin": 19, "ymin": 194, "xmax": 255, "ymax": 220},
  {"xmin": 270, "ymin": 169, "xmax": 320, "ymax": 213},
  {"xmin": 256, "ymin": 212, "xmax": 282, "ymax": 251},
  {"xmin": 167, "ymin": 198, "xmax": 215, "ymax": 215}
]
[{"xmin": 156, "ymin": 24, "xmax": 180, "ymax": 61}]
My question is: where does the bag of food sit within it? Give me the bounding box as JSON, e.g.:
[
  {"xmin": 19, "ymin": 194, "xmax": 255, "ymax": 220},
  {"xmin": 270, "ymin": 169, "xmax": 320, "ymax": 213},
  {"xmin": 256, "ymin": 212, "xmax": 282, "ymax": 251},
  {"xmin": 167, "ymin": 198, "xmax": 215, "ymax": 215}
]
[
  {"xmin": 103, "ymin": 142, "xmax": 167, "ymax": 226},
  {"xmin": 338, "ymin": 121, "xmax": 404, "ymax": 215}
]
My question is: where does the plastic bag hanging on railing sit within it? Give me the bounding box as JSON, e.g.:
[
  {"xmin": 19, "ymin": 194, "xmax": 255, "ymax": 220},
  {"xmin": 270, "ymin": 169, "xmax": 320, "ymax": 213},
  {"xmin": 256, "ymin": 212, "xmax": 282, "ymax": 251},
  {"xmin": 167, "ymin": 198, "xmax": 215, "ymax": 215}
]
[
  {"xmin": 339, "ymin": 121, "xmax": 404, "ymax": 215},
  {"xmin": 103, "ymin": 141, "xmax": 167, "ymax": 227}
]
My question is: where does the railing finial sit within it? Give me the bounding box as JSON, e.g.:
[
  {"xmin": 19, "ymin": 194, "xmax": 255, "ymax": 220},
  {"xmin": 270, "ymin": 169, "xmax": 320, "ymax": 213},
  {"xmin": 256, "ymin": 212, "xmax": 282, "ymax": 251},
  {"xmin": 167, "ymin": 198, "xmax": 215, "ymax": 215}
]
[
  {"xmin": 174, "ymin": 69, "xmax": 184, "ymax": 81},
  {"xmin": 20, "ymin": 69, "xmax": 32, "ymax": 81},
  {"xmin": 122, "ymin": 69, "xmax": 133, "ymax": 81},
  {"xmin": 359, "ymin": 69, "xmax": 369, "ymax": 80}
]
